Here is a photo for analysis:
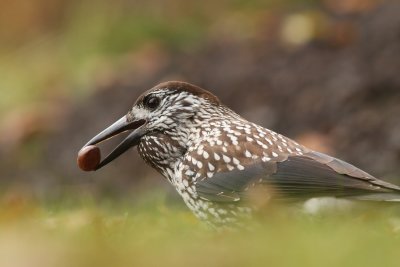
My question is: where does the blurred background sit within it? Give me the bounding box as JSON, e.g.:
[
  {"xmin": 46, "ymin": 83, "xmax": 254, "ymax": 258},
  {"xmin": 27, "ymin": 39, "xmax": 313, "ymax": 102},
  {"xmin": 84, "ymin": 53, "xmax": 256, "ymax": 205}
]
[{"xmin": 1, "ymin": 0, "xmax": 400, "ymax": 205}]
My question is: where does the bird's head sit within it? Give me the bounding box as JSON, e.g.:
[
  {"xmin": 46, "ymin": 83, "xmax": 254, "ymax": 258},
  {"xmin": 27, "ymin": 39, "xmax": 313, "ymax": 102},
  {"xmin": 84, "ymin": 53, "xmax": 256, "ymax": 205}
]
[{"xmin": 82, "ymin": 81, "xmax": 221, "ymax": 170}]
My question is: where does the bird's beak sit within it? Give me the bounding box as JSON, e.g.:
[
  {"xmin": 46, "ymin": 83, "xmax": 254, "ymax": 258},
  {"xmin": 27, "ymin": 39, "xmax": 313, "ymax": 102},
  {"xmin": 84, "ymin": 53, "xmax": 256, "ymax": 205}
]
[{"xmin": 83, "ymin": 116, "xmax": 146, "ymax": 170}]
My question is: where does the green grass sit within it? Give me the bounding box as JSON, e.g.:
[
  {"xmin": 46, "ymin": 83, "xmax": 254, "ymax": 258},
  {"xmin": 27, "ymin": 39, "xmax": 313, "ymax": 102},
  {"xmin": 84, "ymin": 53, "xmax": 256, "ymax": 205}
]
[{"xmin": 0, "ymin": 193, "xmax": 399, "ymax": 267}]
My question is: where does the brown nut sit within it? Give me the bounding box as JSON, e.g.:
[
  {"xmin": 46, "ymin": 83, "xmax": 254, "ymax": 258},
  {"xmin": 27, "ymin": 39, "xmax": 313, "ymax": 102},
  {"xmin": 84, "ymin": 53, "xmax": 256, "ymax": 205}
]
[{"xmin": 77, "ymin": 145, "xmax": 101, "ymax": 171}]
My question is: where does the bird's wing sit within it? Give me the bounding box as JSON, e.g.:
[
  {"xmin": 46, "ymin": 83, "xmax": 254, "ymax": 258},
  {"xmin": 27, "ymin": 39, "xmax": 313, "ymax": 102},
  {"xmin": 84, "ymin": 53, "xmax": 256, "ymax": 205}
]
[{"xmin": 195, "ymin": 151, "xmax": 400, "ymax": 203}]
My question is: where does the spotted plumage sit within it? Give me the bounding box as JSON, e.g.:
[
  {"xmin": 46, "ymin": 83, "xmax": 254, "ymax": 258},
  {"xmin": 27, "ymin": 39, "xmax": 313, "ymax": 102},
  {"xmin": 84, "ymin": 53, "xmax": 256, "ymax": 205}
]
[{"xmin": 83, "ymin": 81, "xmax": 400, "ymax": 227}]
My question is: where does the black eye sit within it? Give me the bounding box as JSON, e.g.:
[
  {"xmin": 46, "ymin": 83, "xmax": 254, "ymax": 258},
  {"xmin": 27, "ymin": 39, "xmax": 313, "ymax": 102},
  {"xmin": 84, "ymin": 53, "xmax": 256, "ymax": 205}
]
[{"xmin": 144, "ymin": 96, "xmax": 160, "ymax": 109}]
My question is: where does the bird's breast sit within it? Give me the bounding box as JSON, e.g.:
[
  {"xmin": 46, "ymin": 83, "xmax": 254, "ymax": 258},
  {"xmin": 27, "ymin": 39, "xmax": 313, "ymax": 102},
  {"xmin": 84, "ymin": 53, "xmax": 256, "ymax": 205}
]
[{"xmin": 138, "ymin": 133, "xmax": 186, "ymax": 176}]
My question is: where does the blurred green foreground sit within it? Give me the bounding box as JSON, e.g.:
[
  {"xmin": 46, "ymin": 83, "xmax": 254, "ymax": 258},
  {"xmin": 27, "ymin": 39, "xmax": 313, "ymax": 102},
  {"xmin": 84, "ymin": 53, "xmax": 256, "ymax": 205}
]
[{"xmin": 0, "ymin": 193, "xmax": 399, "ymax": 267}]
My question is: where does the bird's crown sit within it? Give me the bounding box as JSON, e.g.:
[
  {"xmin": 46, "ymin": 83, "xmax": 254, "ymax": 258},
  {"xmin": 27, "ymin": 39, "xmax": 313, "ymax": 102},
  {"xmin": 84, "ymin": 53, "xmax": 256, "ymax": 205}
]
[
  {"xmin": 135, "ymin": 81, "xmax": 220, "ymax": 106},
  {"xmin": 126, "ymin": 81, "xmax": 223, "ymax": 132}
]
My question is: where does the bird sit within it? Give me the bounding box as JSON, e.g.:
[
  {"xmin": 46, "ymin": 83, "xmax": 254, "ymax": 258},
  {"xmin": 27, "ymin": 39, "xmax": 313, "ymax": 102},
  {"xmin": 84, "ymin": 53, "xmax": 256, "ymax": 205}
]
[{"xmin": 80, "ymin": 81, "xmax": 400, "ymax": 228}]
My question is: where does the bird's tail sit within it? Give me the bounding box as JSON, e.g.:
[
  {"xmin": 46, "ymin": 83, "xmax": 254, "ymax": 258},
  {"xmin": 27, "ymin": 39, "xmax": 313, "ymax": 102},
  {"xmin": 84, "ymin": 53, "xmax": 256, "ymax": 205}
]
[{"xmin": 350, "ymin": 193, "xmax": 400, "ymax": 202}]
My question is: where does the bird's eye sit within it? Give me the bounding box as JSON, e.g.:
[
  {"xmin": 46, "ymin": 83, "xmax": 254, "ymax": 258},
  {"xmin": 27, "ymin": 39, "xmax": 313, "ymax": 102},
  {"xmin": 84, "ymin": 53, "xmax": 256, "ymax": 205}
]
[{"xmin": 144, "ymin": 96, "xmax": 160, "ymax": 109}]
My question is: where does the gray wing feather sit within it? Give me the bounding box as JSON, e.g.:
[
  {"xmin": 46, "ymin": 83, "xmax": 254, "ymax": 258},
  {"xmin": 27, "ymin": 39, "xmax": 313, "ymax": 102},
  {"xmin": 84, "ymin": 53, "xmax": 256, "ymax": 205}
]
[
  {"xmin": 196, "ymin": 164, "xmax": 268, "ymax": 202},
  {"xmin": 196, "ymin": 151, "xmax": 400, "ymax": 203}
]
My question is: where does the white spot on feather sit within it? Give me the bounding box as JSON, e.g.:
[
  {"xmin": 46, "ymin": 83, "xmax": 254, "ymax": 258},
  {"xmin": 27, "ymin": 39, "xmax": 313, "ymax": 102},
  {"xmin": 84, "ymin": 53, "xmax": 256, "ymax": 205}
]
[
  {"xmin": 197, "ymin": 161, "xmax": 203, "ymax": 168},
  {"xmin": 227, "ymin": 164, "xmax": 234, "ymax": 171},
  {"xmin": 246, "ymin": 137, "xmax": 254, "ymax": 142},
  {"xmin": 237, "ymin": 164, "xmax": 245, "ymax": 170},
  {"xmin": 208, "ymin": 162, "xmax": 215, "ymax": 171},
  {"xmin": 223, "ymin": 155, "xmax": 231, "ymax": 163},
  {"xmin": 262, "ymin": 157, "xmax": 271, "ymax": 162},
  {"xmin": 232, "ymin": 157, "xmax": 240, "ymax": 165}
]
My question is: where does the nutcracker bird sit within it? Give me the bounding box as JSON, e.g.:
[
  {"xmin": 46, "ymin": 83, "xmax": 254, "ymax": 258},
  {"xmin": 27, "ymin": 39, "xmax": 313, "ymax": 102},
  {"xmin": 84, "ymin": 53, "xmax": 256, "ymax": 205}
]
[{"xmin": 81, "ymin": 81, "xmax": 400, "ymax": 227}]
